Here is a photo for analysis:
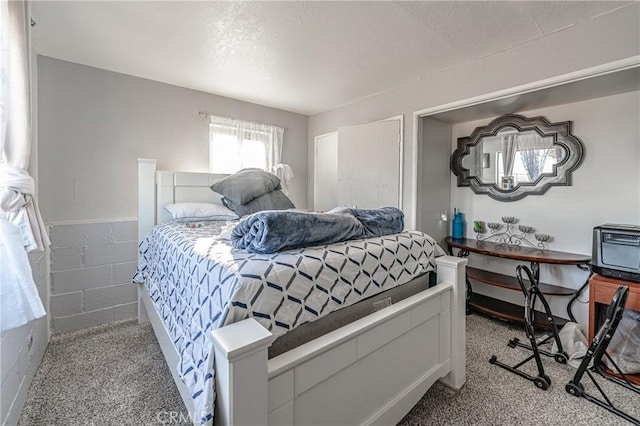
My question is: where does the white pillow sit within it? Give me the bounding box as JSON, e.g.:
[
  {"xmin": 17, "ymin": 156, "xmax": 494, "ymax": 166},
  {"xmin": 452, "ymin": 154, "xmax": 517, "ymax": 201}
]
[{"xmin": 164, "ymin": 203, "xmax": 238, "ymax": 222}]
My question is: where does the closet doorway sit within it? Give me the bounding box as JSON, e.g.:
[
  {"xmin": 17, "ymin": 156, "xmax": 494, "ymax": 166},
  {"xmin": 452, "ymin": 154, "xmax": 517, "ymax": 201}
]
[{"xmin": 314, "ymin": 117, "xmax": 402, "ymax": 211}]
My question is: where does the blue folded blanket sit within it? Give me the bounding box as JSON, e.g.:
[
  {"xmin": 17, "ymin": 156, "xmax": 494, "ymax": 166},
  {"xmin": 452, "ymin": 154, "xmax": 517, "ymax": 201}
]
[{"xmin": 231, "ymin": 207, "xmax": 404, "ymax": 254}]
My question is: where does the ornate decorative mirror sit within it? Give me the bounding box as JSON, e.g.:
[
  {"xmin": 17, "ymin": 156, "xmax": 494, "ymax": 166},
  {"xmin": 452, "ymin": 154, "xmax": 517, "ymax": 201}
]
[{"xmin": 450, "ymin": 114, "xmax": 584, "ymax": 202}]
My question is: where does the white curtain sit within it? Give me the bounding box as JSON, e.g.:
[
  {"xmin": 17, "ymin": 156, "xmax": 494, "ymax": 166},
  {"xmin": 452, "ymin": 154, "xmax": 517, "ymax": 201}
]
[
  {"xmin": 209, "ymin": 115, "xmax": 284, "ymax": 174},
  {"xmin": 501, "ymin": 134, "xmax": 518, "ymax": 178},
  {"xmin": 517, "ymin": 134, "xmax": 550, "ymax": 181},
  {"xmin": 271, "ymin": 163, "xmax": 294, "ymax": 195},
  {"xmin": 0, "ymin": 0, "xmax": 47, "ymax": 332},
  {"xmin": 1, "ymin": 218, "xmax": 45, "ymax": 331}
]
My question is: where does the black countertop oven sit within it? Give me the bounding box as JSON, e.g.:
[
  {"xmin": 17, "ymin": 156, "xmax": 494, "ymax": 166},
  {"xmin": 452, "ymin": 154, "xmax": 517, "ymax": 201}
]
[{"xmin": 592, "ymin": 224, "xmax": 640, "ymax": 282}]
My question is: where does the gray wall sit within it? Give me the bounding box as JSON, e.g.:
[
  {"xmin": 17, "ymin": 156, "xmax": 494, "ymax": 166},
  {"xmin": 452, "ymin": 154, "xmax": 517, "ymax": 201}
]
[
  {"xmin": 307, "ymin": 5, "xmax": 639, "ymax": 232},
  {"xmin": 38, "ymin": 56, "xmax": 309, "ymax": 222},
  {"xmin": 419, "ymin": 117, "xmax": 451, "ymax": 244},
  {"xmin": 38, "ymin": 56, "xmax": 309, "ymax": 333}
]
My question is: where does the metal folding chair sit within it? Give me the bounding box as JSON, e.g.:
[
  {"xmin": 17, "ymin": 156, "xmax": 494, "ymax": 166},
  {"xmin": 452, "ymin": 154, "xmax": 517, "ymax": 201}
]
[
  {"xmin": 566, "ymin": 285, "xmax": 639, "ymax": 425},
  {"xmin": 489, "ymin": 264, "xmax": 568, "ymax": 390}
]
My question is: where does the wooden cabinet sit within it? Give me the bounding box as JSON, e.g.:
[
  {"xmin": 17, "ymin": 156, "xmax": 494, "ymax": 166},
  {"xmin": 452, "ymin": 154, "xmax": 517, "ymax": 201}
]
[
  {"xmin": 446, "ymin": 238, "xmax": 591, "ymax": 329},
  {"xmin": 588, "ymin": 274, "xmax": 640, "ymax": 341},
  {"xmin": 588, "ymin": 273, "xmax": 640, "ymax": 386}
]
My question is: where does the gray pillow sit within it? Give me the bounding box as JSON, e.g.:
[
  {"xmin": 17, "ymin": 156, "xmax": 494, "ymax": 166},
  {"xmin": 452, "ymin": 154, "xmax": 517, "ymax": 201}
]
[
  {"xmin": 211, "ymin": 170, "xmax": 281, "ymax": 205},
  {"xmin": 223, "ymin": 190, "xmax": 295, "ymax": 217}
]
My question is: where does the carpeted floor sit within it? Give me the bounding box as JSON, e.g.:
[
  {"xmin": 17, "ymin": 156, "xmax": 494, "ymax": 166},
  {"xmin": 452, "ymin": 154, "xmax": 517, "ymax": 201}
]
[{"xmin": 18, "ymin": 313, "xmax": 639, "ymax": 426}]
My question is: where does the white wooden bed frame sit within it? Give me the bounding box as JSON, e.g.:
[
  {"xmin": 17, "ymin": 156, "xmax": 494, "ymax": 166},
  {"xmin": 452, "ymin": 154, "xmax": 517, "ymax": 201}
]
[{"xmin": 136, "ymin": 158, "xmax": 467, "ymax": 425}]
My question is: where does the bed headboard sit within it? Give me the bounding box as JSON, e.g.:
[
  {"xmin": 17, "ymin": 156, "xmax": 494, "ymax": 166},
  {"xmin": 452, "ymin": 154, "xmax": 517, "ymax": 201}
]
[{"xmin": 137, "ymin": 158, "xmax": 229, "ymax": 243}]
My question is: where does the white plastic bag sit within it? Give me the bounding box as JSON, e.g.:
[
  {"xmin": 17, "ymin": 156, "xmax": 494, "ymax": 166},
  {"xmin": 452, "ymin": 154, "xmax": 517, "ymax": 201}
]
[
  {"xmin": 604, "ymin": 309, "xmax": 640, "ymax": 374},
  {"xmin": 552, "ymin": 322, "xmax": 589, "ymax": 368}
]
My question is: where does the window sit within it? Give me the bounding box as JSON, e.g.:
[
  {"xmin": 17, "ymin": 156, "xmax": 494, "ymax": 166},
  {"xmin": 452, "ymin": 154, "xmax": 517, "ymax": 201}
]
[{"xmin": 209, "ymin": 116, "xmax": 284, "ymax": 174}]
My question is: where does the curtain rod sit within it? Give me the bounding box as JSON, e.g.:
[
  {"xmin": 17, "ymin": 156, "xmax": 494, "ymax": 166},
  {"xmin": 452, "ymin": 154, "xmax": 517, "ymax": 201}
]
[
  {"xmin": 199, "ymin": 111, "xmax": 244, "ymax": 121},
  {"xmin": 198, "ymin": 112, "xmax": 263, "ymax": 122},
  {"xmin": 198, "ymin": 111, "xmax": 286, "ymax": 131},
  {"xmin": 198, "ymin": 111, "xmax": 222, "ymax": 119}
]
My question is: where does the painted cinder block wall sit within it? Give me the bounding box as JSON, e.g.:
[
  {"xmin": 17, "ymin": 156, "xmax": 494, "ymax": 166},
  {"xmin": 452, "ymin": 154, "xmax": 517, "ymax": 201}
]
[
  {"xmin": 0, "ymin": 252, "xmax": 48, "ymax": 426},
  {"xmin": 48, "ymin": 220, "xmax": 138, "ymax": 333}
]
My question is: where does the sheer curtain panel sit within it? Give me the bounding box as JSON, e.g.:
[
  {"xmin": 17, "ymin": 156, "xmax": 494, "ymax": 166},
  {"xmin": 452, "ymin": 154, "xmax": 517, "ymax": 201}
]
[
  {"xmin": 0, "ymin": 0, "xmax": 47, "ymax": 332},
  {"xmin": 209, "ymin": 115, "xmax": 284, "ymax": 174},
  {"xmin": 517, "ymin": 134, "xmax": 550, "ymax": 181},
  {"xmin": 501, "ymin": 134, "xmax": 518, "ymax": 179},
  {"xmin": 271, "ymin": 163, "xmax": 294, "ymax": 195}
]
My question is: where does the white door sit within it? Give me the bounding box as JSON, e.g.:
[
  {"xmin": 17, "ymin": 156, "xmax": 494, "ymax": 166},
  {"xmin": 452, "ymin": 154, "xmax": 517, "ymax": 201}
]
[
  {"xmin": 337, "ymin": 119, "xmax": 401, "ymax": 209},
  {"xmin": 314, "ymin": 132, "xmax": 339, "ymax": 211}
]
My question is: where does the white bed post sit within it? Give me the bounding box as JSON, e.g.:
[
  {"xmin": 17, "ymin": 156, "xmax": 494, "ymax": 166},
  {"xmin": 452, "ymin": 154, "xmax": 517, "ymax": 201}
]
[
  {"xmin": 137, "ymin": 158, "xmax": 157, "ymax": 325},
  {"xmin": 211, "ymin": 318, "xmax": 273, "ymax": 426},
  {"xmin": 138, "ymin": 158, "xmax": 158, "ymax": 242},
  {"xmin": 436, "ymin": 256, "xmax": 468, "ymax": 390}
]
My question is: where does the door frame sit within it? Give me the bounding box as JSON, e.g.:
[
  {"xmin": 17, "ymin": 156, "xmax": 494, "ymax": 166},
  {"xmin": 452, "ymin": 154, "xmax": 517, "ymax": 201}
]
[
  {"xmin": 376, "ymin": 115, "xmax": 404, "ymax": 209},
  {"xmin": 313, "ymin": 131, "xmax": 338, "ymax": 211}
]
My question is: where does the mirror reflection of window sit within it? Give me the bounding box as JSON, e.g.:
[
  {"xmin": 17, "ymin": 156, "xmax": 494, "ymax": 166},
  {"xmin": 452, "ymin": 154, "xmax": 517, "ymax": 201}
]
[
  {"xmin": 461, "ymin": 127, "xmax": 567, "ymax": 188},
  {"xmin": 496, "ymin": 147, "xmax": 559, "ymax": 184},
  {"xmin": 472, "ymin": 129, "xmax": 562, "ymax": 187}
]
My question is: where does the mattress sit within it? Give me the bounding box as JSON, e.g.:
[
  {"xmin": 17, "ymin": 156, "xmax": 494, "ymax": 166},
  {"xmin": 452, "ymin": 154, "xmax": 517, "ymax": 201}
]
[
  {"xmin": 133, "ymin": 220, "xmax": 444, "ymax": 425},
  {"xmin": 268, "ymin": 271, "xmax": 435, "ymax": 358}
]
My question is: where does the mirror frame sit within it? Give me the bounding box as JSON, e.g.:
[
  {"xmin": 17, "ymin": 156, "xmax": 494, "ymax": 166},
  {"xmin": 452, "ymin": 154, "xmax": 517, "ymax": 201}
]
[{"xmin": 450, "ymin": 113, "xmax": 584, "ymax": 202}]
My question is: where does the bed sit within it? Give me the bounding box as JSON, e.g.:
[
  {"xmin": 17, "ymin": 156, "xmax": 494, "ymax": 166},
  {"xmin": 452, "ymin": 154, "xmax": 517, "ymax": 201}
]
[{"xmin": 135, "ymin": 158, "xmax": 467, "ymax": 425}]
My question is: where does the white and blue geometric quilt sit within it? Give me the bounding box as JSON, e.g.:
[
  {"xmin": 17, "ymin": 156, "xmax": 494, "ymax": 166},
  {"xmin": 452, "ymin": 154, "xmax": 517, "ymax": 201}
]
[{"xmin": 133, "ymin": 221, "xmax": 444, "ymax": 425}]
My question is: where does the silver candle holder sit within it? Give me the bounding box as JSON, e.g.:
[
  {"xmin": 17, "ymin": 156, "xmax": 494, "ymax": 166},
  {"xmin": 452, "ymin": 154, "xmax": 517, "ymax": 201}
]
[
  {"xmin": 474, "ymin": 216, "xmax": 551, "ymax": 251},
  {"xmin": 534, "ymin": 233, "xmax": 552, "ymax": 251}
]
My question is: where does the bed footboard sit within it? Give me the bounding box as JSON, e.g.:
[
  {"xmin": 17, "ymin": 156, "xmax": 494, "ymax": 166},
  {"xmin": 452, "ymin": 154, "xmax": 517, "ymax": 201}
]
[{"xmin": 211, "ymin": 255, "xmax": 467, "ymax": 425}]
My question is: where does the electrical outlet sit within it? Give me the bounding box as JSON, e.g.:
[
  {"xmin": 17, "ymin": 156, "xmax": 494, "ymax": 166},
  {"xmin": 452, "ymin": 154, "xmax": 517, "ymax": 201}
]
[
  {"xmin": 27, "ymin": 335, "xmax": 33, "ymax": 352},
  {"xmin": 372, "ymin": 297, "xmax": 392, "ymax": 313}
]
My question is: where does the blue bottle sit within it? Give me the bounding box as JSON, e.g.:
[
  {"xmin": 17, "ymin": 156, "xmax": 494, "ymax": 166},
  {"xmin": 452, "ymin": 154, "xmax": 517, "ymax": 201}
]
[{"xmin": 452, "ymin": 211, "xmax": 464, "ymax": 239}]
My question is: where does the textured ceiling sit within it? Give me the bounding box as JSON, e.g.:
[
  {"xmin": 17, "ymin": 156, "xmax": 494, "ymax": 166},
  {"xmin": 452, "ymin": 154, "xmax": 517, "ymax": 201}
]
[{"xmin": 31, "ymin": 1, "xmax": 634, "ymax": 115}]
